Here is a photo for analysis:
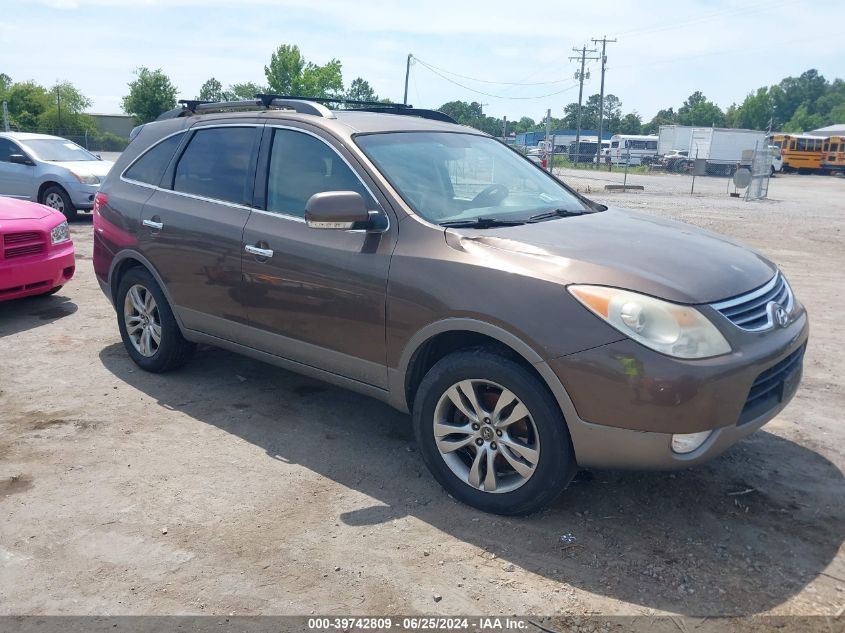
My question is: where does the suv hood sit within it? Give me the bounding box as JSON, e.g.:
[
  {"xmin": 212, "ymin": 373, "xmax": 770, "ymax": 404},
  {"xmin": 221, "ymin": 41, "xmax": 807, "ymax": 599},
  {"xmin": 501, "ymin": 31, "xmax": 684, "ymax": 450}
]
[
  {"xmin": 447, "ymin": 208, "xmax": 776, "ymax": 304},
  {"xmin": 51, "ymin": 160, "xmax": 114, "ymax": 178}
]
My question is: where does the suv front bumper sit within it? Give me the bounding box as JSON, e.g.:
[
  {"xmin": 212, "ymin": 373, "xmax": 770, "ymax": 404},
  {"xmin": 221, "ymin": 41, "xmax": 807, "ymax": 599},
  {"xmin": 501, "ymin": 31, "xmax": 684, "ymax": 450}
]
[{"xmin": 543, "ymin": 310, "xmax": 809, "ymax": 469}]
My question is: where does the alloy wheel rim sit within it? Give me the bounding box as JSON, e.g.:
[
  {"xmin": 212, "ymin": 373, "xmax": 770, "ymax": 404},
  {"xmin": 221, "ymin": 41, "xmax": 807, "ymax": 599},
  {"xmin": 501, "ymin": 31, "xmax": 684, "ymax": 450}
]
[
  {"xmin": 123, "ymin": 284, "xmax": 161, "ymax": 357},
  {"xmin": 433, "ymin": 379, "xmax": 540, "ymax": 494},
  {"xmin": 45, "ymin": 192, "xmax": 64, "ymax": 212}
]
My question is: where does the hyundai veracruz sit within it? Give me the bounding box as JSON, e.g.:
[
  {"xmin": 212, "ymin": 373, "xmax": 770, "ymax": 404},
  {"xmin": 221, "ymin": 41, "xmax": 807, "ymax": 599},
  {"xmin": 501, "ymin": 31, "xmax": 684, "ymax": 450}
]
[{"xmin": 92, "ymin": 97, "xmax": 808, "ymax": 515}]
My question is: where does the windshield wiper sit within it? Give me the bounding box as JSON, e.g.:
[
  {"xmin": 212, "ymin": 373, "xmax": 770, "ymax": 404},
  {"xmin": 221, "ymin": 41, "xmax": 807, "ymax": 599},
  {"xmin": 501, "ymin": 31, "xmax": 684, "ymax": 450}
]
[
  {"xmin": 439, "ymin": 217, "xmax": 526, "ymax": 229},
  {"xmin": 527, "ymin": 208, "xmax": 590, "ymax": 222}
]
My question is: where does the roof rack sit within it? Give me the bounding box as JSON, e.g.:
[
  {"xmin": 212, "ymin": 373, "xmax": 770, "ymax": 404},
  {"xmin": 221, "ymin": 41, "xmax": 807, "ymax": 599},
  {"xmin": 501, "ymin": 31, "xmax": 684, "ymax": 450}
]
[{"xmin": 156, "ymin": 95, "xmax": 456, "ymax": 124}]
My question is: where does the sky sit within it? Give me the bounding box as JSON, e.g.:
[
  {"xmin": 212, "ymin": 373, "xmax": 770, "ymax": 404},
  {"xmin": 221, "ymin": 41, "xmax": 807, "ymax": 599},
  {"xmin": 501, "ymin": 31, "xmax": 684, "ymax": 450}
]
[{"xmin": 3, "ymin": 0, "xmax": 844, "ymax": 123}]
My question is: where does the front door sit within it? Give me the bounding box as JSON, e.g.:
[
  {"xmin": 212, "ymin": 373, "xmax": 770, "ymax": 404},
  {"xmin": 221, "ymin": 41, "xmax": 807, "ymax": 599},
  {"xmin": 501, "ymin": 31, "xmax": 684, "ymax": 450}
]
[
  {"xmin": 0, "ymin": 138, "xmax": 34, "ymax": 199},
  {"xmin": 240, "ymin": 126, "xmax": 395, "ymax": 388},
  {"xmin": 139, "ymin": 124, "xmax": 261, "ymax": 339}
]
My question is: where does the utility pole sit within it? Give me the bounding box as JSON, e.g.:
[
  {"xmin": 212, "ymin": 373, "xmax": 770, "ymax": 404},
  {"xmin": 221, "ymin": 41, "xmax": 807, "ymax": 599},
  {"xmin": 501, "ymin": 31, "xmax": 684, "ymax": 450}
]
[
  {"xmin": 56, "ymin": 86, "xmax": 62, "ymax": 135},
  {"xmin": 502, "ymin": 116, "xmax": 507, "ymax": 140},
  {"xmin": 591, "ymin": 36, "xmax": 616, "ymax": 168},
  {"xmin": 569, "ymin": 46, "xmax": 599, "ymax": 165},
  {"xmin": 403, "ymin": 54, "xmax": 413, "ymax": 106},
  {"xmin": 545, "ymin": 108, "xmax": 552, "ymax": 172}
]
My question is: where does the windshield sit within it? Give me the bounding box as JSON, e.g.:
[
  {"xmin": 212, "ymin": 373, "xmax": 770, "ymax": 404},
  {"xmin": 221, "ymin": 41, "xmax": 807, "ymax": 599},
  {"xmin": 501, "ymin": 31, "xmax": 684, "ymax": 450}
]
[
  {"xmin": 355, "ymin": 132, "xmax": 589, "ymax": 224},
  {"xmin": 21, "ymin": 138, "xmax": 99, "ymax": 162}
]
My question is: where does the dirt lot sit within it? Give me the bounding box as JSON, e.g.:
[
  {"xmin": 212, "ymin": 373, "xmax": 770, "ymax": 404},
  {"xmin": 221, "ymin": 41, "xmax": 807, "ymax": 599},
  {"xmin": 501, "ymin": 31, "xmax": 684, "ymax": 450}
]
[{"xmin": 1, "ymin": 170, "xmax": 843, "ymax": 617}]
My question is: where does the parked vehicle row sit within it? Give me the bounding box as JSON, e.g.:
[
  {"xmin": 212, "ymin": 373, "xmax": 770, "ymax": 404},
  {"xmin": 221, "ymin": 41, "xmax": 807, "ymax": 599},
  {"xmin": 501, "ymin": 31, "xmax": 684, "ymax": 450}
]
[{"xmin": 86, "ymin": 96, "xmax": 807, "ymax": 515}]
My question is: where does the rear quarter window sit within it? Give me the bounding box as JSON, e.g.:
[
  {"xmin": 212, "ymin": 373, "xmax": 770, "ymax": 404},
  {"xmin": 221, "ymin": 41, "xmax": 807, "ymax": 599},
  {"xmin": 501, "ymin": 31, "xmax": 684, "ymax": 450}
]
[{"xmin": 123, "ymin": 133, "xmax": 184, "ymax": 186}]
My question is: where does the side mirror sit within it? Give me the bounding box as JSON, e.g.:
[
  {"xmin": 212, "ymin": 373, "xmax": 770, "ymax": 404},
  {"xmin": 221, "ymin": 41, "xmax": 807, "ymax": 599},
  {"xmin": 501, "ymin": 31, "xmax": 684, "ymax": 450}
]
[
  {"xmin": 305, "ymin": 191, "xmax": 372, "ymax": 230},
  {"xmin": 10, "ymin": 154, "xmax": 33, "ymax": 166}
]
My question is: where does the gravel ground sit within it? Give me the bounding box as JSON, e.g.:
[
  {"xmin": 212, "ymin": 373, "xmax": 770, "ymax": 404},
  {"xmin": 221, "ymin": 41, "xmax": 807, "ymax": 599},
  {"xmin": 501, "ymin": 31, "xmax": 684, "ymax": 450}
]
[{"xmin": 1, "ymin": 170, "xmax": 843, "ymax": 618}]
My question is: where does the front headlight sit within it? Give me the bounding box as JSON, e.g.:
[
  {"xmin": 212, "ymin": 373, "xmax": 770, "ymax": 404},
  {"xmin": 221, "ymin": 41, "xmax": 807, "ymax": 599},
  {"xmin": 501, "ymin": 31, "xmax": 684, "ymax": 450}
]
[
  {"xmin": 569, "ymin": 285, "xmax": 731, "ymax": 359},
  {"xmin": 51, "ymin": 220, "xmax": 70, "ymax": 245},
  {"xmin": 71, "ymin": 172, "xmax": 99, "ymax": 185}
]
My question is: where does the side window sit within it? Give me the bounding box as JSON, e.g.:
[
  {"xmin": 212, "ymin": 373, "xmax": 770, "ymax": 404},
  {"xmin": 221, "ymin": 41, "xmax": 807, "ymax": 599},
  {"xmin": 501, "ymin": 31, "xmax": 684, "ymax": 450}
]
[
  {"xmin": 266, "ymin": 129, "xmax": 374, "ymax": 217},
  {"xmin": 173, "ymin": 127, "xmax": 256, "ymax": 205},
  {"xmin": 124, "ymin": 133, "xmax": 184, "ymax": 186},
  {"xmin": 646, "ymin": 140, "xmax": 657, "ymax": 150},
  {"xmin": 0, "ymin": 138, "xmax": 22, "ymax": 162}
]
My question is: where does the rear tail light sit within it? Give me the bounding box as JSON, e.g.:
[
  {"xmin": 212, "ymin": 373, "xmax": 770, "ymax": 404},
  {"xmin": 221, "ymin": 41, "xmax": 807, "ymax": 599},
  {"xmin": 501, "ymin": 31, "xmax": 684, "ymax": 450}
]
[{"xmin": 93, "ymin": 192, "xmax": 108, "ymax": 215}]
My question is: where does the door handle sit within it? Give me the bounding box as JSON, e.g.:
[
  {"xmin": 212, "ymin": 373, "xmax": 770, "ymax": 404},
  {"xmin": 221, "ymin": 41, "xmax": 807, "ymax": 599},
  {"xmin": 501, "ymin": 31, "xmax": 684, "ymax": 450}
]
[
  {"xmin": 142, "ymin": 219, "xmax": 163, "ymax": 230},
  {"xmin": 245, "ymin": 244, "xmax": 274, "ymax": 258}
]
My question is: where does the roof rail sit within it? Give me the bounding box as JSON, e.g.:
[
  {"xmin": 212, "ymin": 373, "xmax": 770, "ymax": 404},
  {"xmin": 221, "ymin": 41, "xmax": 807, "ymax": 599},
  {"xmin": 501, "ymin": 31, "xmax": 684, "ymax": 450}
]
[
  {"xmin": 256, "ymin": 94, "xmax": 457, "ymax": 123},
  {"xmin": 155, "ymin": 95, "xmax": 455, "ymax": 124}
]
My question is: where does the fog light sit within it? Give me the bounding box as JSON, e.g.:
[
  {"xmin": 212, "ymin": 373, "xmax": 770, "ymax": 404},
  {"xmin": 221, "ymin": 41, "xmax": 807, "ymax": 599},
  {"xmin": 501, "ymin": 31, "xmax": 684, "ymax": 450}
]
[{"xmin": 671, "ymin": 431, "xmax": 713, "ymax": 454}]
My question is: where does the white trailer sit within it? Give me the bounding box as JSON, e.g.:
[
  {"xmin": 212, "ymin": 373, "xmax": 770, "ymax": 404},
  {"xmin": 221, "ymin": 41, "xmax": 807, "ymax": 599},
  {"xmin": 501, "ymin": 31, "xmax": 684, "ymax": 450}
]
[
  {"xmin": 659, "ymin": 126, "xmax": 769, "ymax": 175},
  {"xmin": 658, "ymin": 125, "xmax": 694, "ymax": 156}
]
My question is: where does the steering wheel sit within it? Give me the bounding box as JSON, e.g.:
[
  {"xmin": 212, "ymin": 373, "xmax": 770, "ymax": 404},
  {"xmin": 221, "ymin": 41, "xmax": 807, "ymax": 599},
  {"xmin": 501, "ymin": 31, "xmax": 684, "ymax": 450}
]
[{"xmin": 471, "ymin": 184, "xmax": 509, "ymax": 207}]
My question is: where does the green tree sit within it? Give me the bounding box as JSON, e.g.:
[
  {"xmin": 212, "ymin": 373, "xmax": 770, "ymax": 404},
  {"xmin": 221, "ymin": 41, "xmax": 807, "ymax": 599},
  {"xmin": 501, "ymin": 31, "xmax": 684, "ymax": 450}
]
[
  {"xmin": 197, "ymin": 77, "xmax": 228, "ymax": 102},
  {"xmin": 6, "ymin": 81, "xmax": 50, "ymax": 129},
  {"xmin": 643, "ymin": 108, "xmax": 676, "ymax": 134},
  {"xmin": 730, "ymin": 87, "xmax": 773, "ymax": 130},
  {"xmin": 618, "ymin": 112, "xmax": 642, "ymax": 134},
  {"xmin": 677, "ymin": 91, "xmax": 725, "ymax": 126},
  {"xmin": 264, "ymin": 44, "xmax": 343, "ymax": 98},
  {"xmin": 122, "ymin": 67, "xmax": 178, "ymax": 125},
  {"xmin": 38, "ymin": 81, "xmax": 94, "ymax": 133},
  {"xmin": 345, "ymin": 77, "xmax": 378, "ymax": 103},
  {"xmin": 0, "ymin": 73, "xmax": 11, "ymax": 102},
  {"xmin": 227, "ymin": 82, "xmax": 267, "ymax": 100},
  {"xmin": 782, "ymin": 104, "xmax": 824, "ymax": 133}
]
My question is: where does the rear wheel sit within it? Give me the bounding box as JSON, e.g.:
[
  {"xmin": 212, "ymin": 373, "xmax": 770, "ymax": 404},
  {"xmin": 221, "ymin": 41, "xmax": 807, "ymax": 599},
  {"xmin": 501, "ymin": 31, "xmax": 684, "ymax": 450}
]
[
  {"xmin": 412, "ymin": 349, "xmax": 576, "ymax": 515},
  {"xmin": 116, "ymin": 267, "xmax": 195, "ymax": 372},
  {"xmin": 41, "ymin": 185, "xmax": 77, "ymax": 221}
]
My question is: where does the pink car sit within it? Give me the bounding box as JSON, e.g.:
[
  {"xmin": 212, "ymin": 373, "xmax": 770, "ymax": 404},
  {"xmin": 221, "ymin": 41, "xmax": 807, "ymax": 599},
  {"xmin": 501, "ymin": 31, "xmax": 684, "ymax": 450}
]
[{"xmin": 0, "ymin": 197, "xmax": 75, "ymax": 301}]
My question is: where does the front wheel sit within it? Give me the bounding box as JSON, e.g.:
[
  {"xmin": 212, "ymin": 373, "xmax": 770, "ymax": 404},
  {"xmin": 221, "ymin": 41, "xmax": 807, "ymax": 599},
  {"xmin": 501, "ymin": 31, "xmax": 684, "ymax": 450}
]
[
  {"xmin": 116, "ymin": 267, "xmax": 195, "ymax": 373},
  {"xmin": 41, "ymin": 185, "xmax": 77, "ymax": 221},
  {"xmin": 412, "ymin": 349, "xmax": 576, "ymax": 515}
]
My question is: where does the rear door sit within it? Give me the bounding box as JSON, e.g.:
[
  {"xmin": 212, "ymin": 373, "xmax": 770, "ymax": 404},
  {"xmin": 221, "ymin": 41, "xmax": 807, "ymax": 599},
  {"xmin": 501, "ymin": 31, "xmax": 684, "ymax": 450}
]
[
  {"xmin": 138, "ymin": 123, "xmax": 262, "ymax": 339},
  {"xmin": 239, "ymin": 124, "xmax": 395, "ymax": 388}
]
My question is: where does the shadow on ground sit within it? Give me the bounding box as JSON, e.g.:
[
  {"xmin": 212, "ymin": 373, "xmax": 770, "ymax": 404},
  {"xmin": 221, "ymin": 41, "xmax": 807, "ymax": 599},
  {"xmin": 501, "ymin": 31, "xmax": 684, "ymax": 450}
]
[
  {"xmin": 0, "ymin": 293, "xmax": 78, "ymax": 338},
  {"xmin": 100, "ymin": 343, "xmax": 844, "ymax": 616}
]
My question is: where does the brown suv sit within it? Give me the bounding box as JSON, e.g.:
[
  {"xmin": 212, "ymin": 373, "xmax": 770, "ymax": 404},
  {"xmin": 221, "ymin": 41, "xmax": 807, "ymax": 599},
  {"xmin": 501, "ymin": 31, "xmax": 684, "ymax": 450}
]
[{"xmin": 93, "ymin": 96, "xmax": 808, "ymax": 515}]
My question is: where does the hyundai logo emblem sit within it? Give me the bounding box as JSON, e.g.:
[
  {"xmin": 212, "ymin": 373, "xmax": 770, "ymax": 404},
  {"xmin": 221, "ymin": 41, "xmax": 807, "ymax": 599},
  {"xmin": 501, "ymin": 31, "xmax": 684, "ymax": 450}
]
[{"xmin": 771, "ymin": 303, "xmax": 789, "ymax": 328}]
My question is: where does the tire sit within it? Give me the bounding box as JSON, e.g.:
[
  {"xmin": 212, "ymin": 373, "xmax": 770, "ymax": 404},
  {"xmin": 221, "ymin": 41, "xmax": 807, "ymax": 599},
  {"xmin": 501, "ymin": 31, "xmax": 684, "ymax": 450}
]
[
  {"xmin": 115, "ymin": 267, "xmax": 195, "ymax": 373},
  {"xmin": 41, "ymin": 185, "xmax": 77, "ymax": 221},
  {"xmin": 412, "ymin": 349, "xmax": 576, "ymax": 515},
  {"xmin": 770, "ymin": 166, "xmax": 776, "ymax": 177}
]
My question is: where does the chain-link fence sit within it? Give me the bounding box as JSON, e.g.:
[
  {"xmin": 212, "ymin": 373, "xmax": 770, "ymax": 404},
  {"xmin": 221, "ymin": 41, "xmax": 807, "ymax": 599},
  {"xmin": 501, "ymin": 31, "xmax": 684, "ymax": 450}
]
[
  {"xmin": 746, "ymin": 142, "xmax": 772, "ymax": 200},
  {"xmin": 5, "ymin": 125, "xmax": 129, "ymax": 152}
]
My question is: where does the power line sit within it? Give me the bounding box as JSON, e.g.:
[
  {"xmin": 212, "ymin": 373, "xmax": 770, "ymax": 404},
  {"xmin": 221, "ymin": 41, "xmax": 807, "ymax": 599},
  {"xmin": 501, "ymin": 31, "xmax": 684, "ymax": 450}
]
[
  {"xmin": 414, "ymin": 59, "xmax": 581, "ymax": 100},
  {"xmin": 412, "ymin": 56, "xmax": 577, "ymax": 86},
  {"xmin": 611, "ymin": 0, "xmax": 795, "ymax": 38}
]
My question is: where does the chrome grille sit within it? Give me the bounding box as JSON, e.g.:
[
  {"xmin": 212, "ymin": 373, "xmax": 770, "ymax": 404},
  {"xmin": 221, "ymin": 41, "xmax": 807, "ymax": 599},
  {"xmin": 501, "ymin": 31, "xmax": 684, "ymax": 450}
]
[{"xmin": 711, "ymin": 274, "xmax": 793, "ymax": 332}]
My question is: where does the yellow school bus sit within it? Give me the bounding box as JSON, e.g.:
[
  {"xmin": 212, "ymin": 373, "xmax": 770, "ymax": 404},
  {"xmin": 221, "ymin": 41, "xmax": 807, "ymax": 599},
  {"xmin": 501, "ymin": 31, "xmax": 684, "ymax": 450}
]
[
  {"xmin": 767, "ymin": 133, "xmax": 823, "ymax": 172},
  {"xmin": 821, "ymin": 136, "xmax": 845, "ymax": 174}
]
